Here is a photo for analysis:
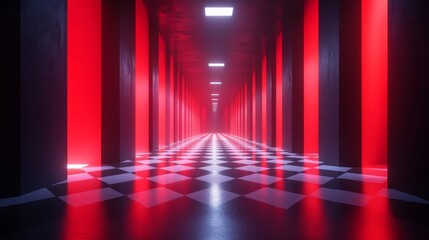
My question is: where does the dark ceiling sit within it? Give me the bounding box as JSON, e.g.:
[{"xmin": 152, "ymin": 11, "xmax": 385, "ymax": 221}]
[{"xmin": 144, "ymin": 0, "xmax": 283, "ymax": 110}]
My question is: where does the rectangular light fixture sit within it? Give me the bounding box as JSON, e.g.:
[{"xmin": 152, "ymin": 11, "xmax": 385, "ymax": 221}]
[
  {"xmin": 212, "ymin": 98, "xmax": 218, "ymax": 101},
  {"xmin": 205, "ymin": 7, "xmax": 233, "ymax": 17},
  {"xmin": 208, "ymin": 63, "xmax": 225, "ymax": 67},
  {"xmin": 210, "ymin": 81, "xmax": 222, "ymax": 85},
  {"xmin": 211, "ymin": 93, "xmax": 219, "ymax": 96}
]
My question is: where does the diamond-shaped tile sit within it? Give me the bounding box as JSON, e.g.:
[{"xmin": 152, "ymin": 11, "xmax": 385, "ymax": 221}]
[
  {"xmin": 196, "ymin": 173, "xmax": 234, "ymax": 184},
  {"xmin": 199, "ymin": 165, "xmax": 230, "ymax": 173},
  {"xmin": 337, "ymin": 173, "xmax": 387, "ymax": 184},
  {"xmin": 286, "ymin": 173, "xmax": 333, "ymax": 184},
  {"xmin": 187, "ymin": 186, "xmax": 240, "ymax": 207},
  {"xmin": 172, "ymin": 159, "xmax": 197, "ymax": 164},
  {"xmin": 234, "ymin": 160, "xmax": 259, "ymax": 165},
  {"xmin": 98, "ymin": 173, "xmax": 142, "ymax": 184},
  {"xmin": 235, "ymin": 166, "xmax": 269, "ymax": 172},
  {"xmin": 59, "ymin": 188, "xmax": 123, "ymax": 207},
  {"xmin": 245, "ymin": 188, "xmax": 305, "ymax": 209},
  {"xmin": 274, "ymin": 165, "xmax": 310, "ymax": 172},
  {"xmin": 147, "ymin": 173, "xmax": 190, "ymax": 184},
  {"xmin": 239, "ymin": 173, "xmax": 283, "ymax": 185},
  {"xmin": 128, "ymin": 187, "xmax": 183, "ymax": 207},
  {"xmin": 119, "ymin": 165, "xmax": 155, "ymax": 173},
  {"xmin": 160, "ymin": 165, "xmax": 195, "ymax": 172},
  {"xmin": 310, "ymin": 188, "xmax": 372, "ymax": 207}
]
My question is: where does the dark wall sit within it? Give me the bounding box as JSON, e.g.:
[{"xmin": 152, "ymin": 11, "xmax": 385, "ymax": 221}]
[
  {"xmin": 149, "ymin": 17, "xmax": 159, "ymax": 150},
  {"xmin": 255, "ymin": 59, "xmax": 262, "ymax": 143},
  {"xmin": 102, "ymin": 0, "xmax": 120, "ymax": 164},
  {"xmin": 20, "ymin": 0, "xmax": 68, "ymax": 194},
  {"xmin": 1, "ymin": 0, "xmax": 67, "ymax": 198},
  {"xmin": 282, "ymin": 0, "xmax": 304, "ymax": 154},
  {"xmin": 319, "ymin": 0, "xmax": 340, "ymax": 165},
  {"xmin": 119, "ymin": 0, "xmax": 136, "ymax": 160},
  {"xmin": 338, "ymin": 0, "xmax": 361, "ymax": 167},
  {"xmin": 318, "ymin": 0, "xmax": 362, "ymax": 167},
  {"xmin": 388, "ymin": 0, "xmax": 429, "ymax": 199},
  {"xmin": 2, "ymin": 1, "xmax": 22, "ymax": 197}
]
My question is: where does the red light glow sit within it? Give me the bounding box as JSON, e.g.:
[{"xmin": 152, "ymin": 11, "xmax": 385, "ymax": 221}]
[
  {"xmin": 362, "ymin": 0, "xmax": 388, "ymax": 168},
  {"xmin": 304, "ymin": 0, "xmax": 319, "ymax": 155},
  {"xmin": 67, "ymin": 0, "xmax": 101, "ymax": 165}
]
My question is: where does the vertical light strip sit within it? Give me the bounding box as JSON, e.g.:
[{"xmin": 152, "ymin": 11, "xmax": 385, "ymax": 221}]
[
  {"xmin": 362, "ymin": 0, "xmax": 387, "ymax": 167},
  {"xmin": 304, "ymin": 0, "xmax": 319, "ymax": 155}
]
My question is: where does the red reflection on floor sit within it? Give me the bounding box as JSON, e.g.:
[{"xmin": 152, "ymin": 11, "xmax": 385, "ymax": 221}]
[{"xmin": 61, "ymin": 170, "xmax": 106, "ymax": 240}]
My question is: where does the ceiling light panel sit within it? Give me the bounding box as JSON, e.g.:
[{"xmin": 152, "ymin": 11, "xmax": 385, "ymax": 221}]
[
  {"xmin": 208, "ymin": 63, "xmax": 225, "ymax": 67},
  {"xmin": 205, "ymin": 7, "xmax": 233, "ymax": 17}
]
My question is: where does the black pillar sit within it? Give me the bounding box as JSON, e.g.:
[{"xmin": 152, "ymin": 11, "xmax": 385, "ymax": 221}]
[
  {"xmin": 102, "ymin": 0, "xmax": 120, "ymax": 164},
  {"xmin": 119, "ymin": 0, "xmax": 136, "ymax": 161},
  {"xmin": 318, "ymin": 0, "xmax": 362, "ymax": 167},
  {"xmin": 388, "ymin": 0, "xmax": 429, "ymax": 199},
  {"xmin": 1, "ymin": 0, "xmax": 67, "ymax": 198},
  {"xmin": 282, "ymin": 0, "xmax": 304, "ymax": 154},
  {"xmin": 149, "ymin": 17, "xmax": 159, "ymax": 150}
]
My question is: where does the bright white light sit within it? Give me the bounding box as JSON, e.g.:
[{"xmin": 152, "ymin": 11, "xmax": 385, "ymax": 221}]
[
  {"xmin": 212, "ymin": 98, "xmax": 218, "ymax": 101},
  {"xmin": 205, "ymin": 7, "xmax": 233, "ymax": 17},
  {"xmin": 211, "ymin": 93, "xmax": 219, "ymax": 96},
  {"xmin": 210, "ymin": 81, "xmax": 222, "ymax": 85},
  {"xmin": 208, "ymin": 63, "xmax": 225, "ymax": 67},
  {"xmin": 67, "ymin": 164, "xmax": 88, "ymax": 169}
]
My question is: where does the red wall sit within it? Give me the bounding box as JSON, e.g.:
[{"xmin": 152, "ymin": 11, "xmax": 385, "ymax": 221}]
[
  {"xmin": 362, "ymin": 0, "xmax": 387, "ymax": 167},
  {"xmin": 304, "ymin": 0, "xmax": 319, "ymax": 155},
  {"xmin": 275, "ymin": 33, "xmax": 283, "ymax": 149},
  {"xmin": 68, "ymin": 0, "xmax": 101, "ymax": 165},
  {"xmin": 158, "ymin": 35, "xmax": 167, "ymax": 148},
  {"xmin": 135, "ymin": 0, "xmax": 149, "ymax": 154}
]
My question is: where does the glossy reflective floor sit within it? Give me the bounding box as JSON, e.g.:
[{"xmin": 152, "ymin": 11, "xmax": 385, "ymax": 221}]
[{"xmin": 1, "ymin": 133, "xmax": 429, "ymax": 239}]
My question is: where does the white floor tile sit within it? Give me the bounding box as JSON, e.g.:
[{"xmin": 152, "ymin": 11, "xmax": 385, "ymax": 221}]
[
  {"xmin": 245, "ymin": 188, "xmax": 305, "ymax": 209},
  {"xmin": 59, "ymin": 188, "xmax": 123, "ymax": 207},
  {"xmin": 128, "ymin": 187, "xmax": 183, "ymax": 207},
  {"xmin": 187, "ymin": 186, "xmax": 239, "ymax": 207},
  {"xmin": 239, "ymin": 173, "xmax": 283, "ymax": 185},
  {"xmin": 286, "ymin": 173, "xmax": 334, "ymax": 184},
  {"xmin": 311, "ymin": 188, "xmax": 372, "ymax": 207},
  {"xmin": 98, "ymin": 173, "xmax": 142, "ymax": 184},
  {"xmin": 147, "ymin": 173, "xmax": 190, "ymax": 184}
]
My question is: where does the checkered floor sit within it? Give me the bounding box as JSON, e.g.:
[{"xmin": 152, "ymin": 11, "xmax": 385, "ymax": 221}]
[
  {"xmin": 2, "ymin": 133, "xmax": 429, "ymax": 239},
  {"xmin": 2, "ymin": 133, "xmax": 427, "ymax": 209}
]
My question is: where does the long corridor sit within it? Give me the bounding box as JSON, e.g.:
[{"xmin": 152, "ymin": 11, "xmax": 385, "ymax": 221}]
[{"xmin": 2, "ymin": 133, "xmax": 428, "ymax": 239}]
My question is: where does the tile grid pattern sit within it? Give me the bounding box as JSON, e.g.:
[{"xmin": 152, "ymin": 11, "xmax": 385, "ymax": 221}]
[{"xmin": 2, "ymin": 133, "xmax": 428, "ymax": 209}]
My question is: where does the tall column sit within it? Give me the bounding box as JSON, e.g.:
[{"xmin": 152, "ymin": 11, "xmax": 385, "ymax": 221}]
[
  {"xmin": 1, "ymin": 0, "xmax": 67, "ymax": 197},
  {"xmin": 388, "ymin": 0, "xmax": 429, "ymax": 199},
  {"xmin": 119, "ymin": 0, "xmax": 136, "ymax": 160},
  {"xmin": 282, "ymin": 0, "xmax": 304, "ymax": 154},
  {"xmin": 149, "ymin": 17, "xmax": 159, "ymax": 150},
  {"xmin": 318, "ymin": 0, "xmax": 362, "ymax": 167}
]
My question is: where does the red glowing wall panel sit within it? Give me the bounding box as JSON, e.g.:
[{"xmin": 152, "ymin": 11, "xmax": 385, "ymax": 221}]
[
  {"xmin": 68, "ymin": 0, "xmax": 101, "ymax": 165},
  {"xmin": 244, "ymin": 83, "xmax": 248, "ymax": 139},
  {"xmin": 158, "ymin": 34, "xmax": 166, "ymax": 148},
  {"xmin": 362, "ymin": 0, "xmax": 387, "ymax": 167},
  {"xmin": 304, "ymin": 0, "xmax": 319, "ymax": 154},
  {"xmin": 169, "ymin": 56, "xmax": 175, "ymax": 143},
  {"xmin": 262, "ymin": 56, "xmax": 267, "ymax": 144},
  {"xmin": 135, "ymin": 0, "xmax": 149, "ymax": 154},
  {"xmin": 252, "ymin": 71, "xmax": 256, "ymax": 141},
  {"xmin": 276, "ymin": 33, "xmax": 283, "ymax": 148}
]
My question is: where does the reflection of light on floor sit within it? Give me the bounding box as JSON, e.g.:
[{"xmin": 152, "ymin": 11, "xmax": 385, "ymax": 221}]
[
  {"xmin": 67, "ymin": 164, "xmax": 88, "ymax": 169},
  {"xmin": 209, "ymin": 184, "xmax": 221, "ymax": 207}
]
